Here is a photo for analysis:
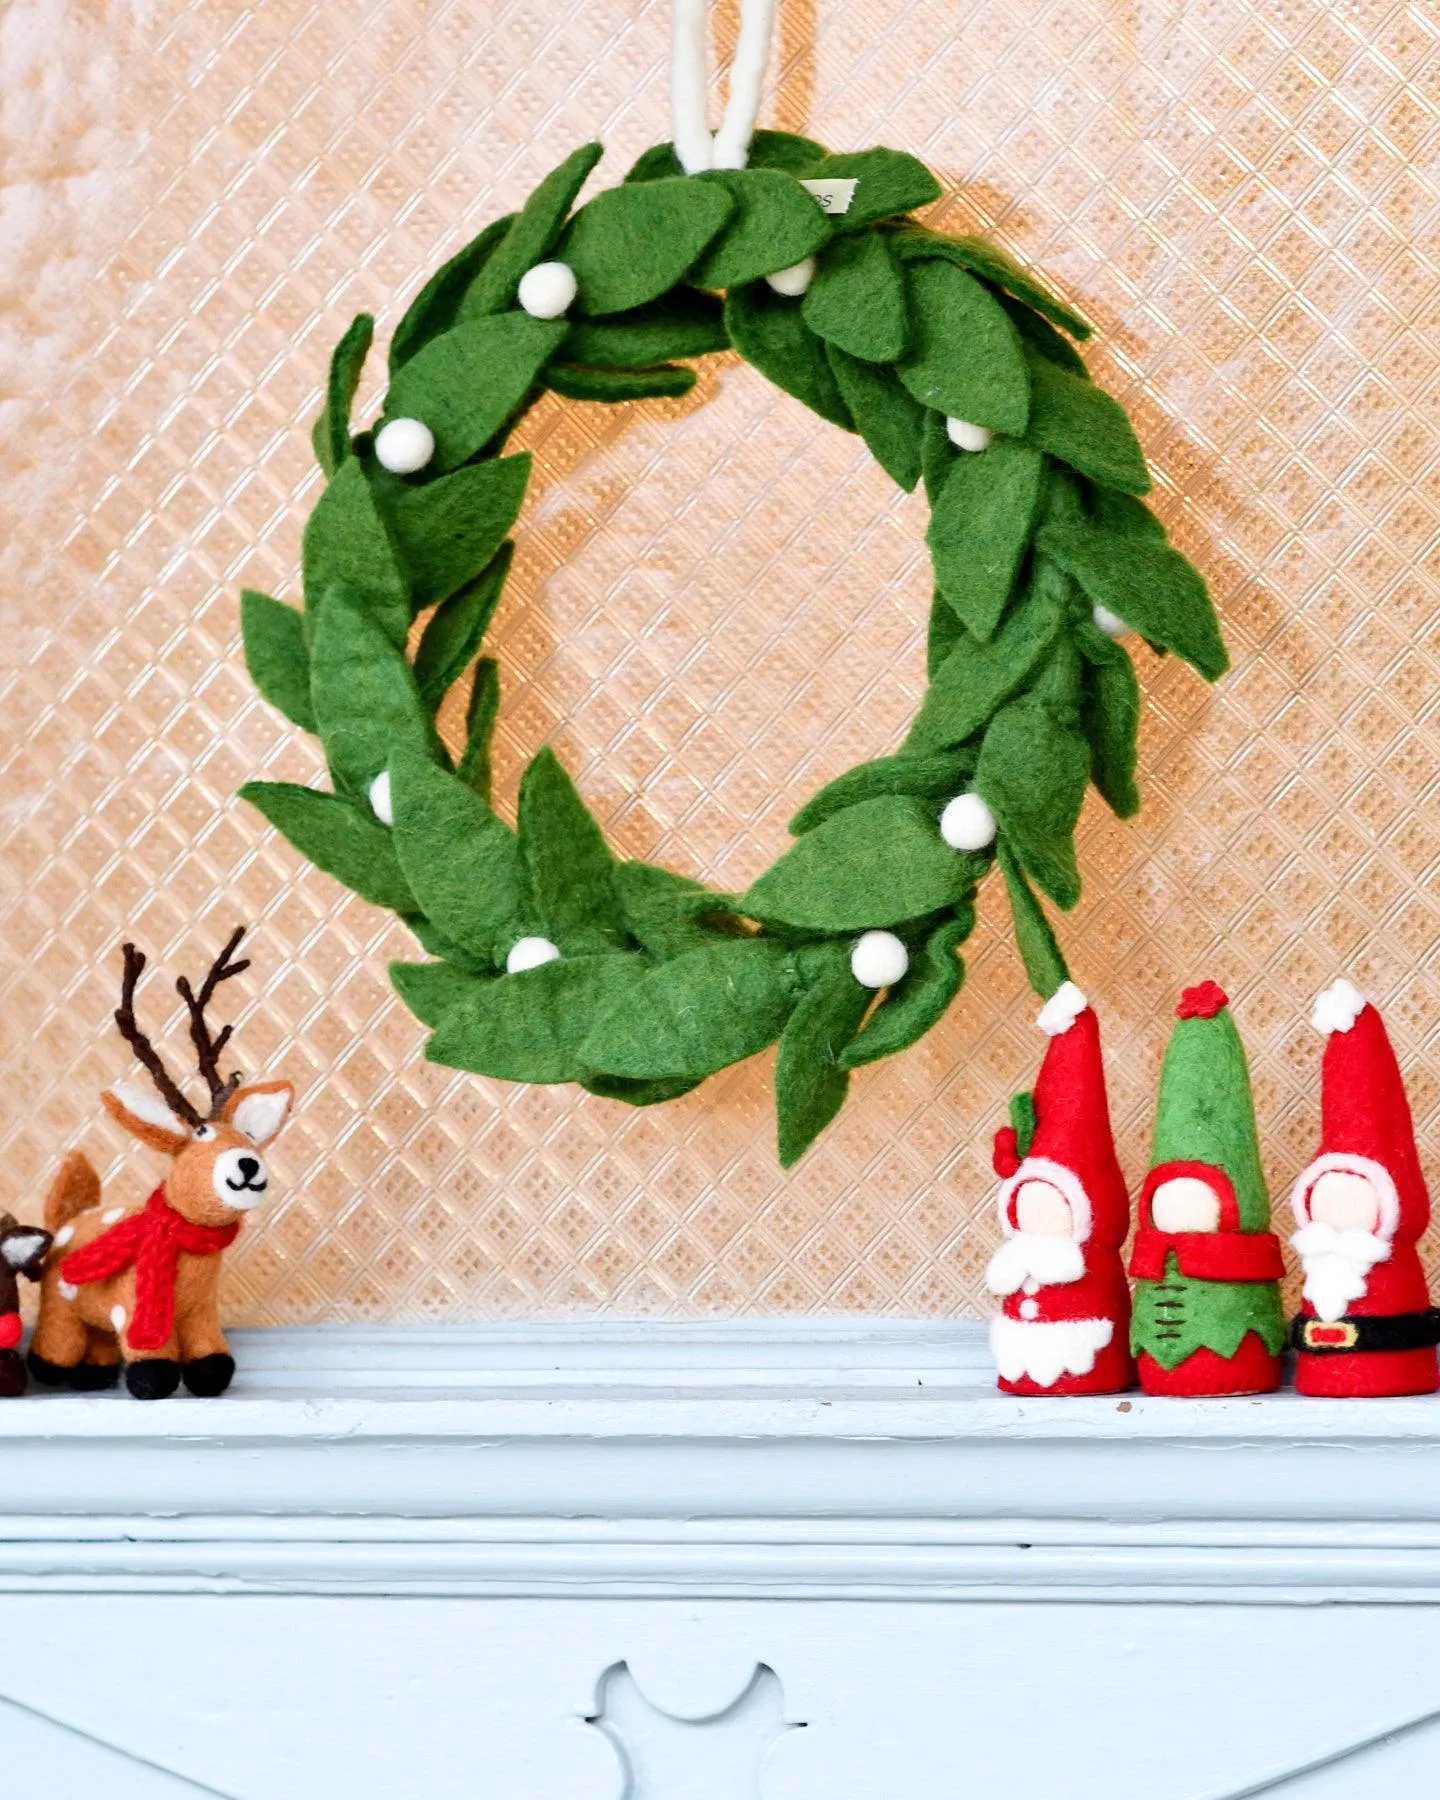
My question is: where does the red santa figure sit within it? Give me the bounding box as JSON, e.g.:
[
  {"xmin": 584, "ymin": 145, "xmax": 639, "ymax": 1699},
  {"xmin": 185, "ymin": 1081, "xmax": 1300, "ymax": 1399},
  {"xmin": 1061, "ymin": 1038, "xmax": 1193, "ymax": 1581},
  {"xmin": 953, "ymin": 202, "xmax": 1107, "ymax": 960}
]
[
  {"xmin": 1290, "ymin": 979, "xmax": 1440, "ymax": 1398},
  {"xmin": 985, "ymin": 981, "xmax": 1134, "ymax": 1395}
]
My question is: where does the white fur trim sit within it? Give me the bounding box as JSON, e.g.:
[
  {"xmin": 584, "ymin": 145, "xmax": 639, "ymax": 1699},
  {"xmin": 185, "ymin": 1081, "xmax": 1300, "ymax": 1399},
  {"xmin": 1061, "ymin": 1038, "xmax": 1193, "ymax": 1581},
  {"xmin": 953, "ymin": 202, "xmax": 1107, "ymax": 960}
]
[
  {"xmin": 230, "ymin": 1087, "xmax": 292, "ymax": 1146},
  {"xmin": 1311, "ymin": 978, "xmax": 1366, "ymax": 1035},
  {"xmin": 108, "ymin": 1083, "xmax": 186, "ymax": 1137},
  {"xmin": 997, "ymin": 1156, "xmax": 1094, "ymax": 1246},
  {"xmin": 0, "ymin": 1231, "xmax": 48, "ymax": 1270},
  {"xmin": 1036, "ymin": 981, "xmax": 1087, "ymax": 1037},
  {"xmin": 989, "ymin": 1315, "xmax": 1114, "ymax": 1388},
  {"xmin": 1291, "ymin": 1151, "xmax": 1400, "ymax": 1241}
]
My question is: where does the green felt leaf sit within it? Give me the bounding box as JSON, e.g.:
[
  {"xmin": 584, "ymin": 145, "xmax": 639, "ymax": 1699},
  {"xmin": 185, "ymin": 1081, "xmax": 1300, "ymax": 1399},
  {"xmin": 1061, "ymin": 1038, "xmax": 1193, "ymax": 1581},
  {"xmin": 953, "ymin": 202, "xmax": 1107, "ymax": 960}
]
[
  {"xmin": 920, "ymin": 404, "xmax": 954, "ymax": 507},
  {"xmin": 1041, "ymin": 465, "xmax": 1089, "ymax": 533},
  {"xmin": 241, "ymin": 590, "xmax": 315, "ymax": 731},
  {"xmin": 580, "ymin": 1072, "xmax": 703, "ymax": 1106},
  {"xmin": 840, "ymin": 915, "xmax": 969, "ymax": 1070},
  {"xmin": 1038, "ymin": 519, "xmax": 1227, "ymax": 681},
  {"xmin": 825, "ymin": 346, "xmax": 924, "ymax": 490},
  {"xmin": 1030, "ymin": 629, "xmax": 1084, "ymax": 726},
  {"xmin": 559, "ymin": 177, "xmax": 734, "ymax": 316},
  {"xmin": 456, "ymin": 657, "xmax": 500, "ymax": 801},
  {"xmin": 624, "ymin": 130, "xmax": 828, "ymax": 184},
  {"xmin": 691, "ymin": 167, "xmax": 831, "ymax": 288},
  {"xmin": 1010, "ymin": 1088, "xmax": 1037, "ymax": 1157},
  {"xmin": 907, "ymin": 580, "xmax": 1064, "ymax": 750},
  {"xmin": 581, "ymin": 938, "xmax": 800, "ymax": 1080},
  {"xmin": 1087, "ymin": 485, "xmax": 1167, "ymax": 542},
  {"xmin": 978, "ymin": 697, "xmax": 1090, "ymax": 909},
  {"xmin": 789, "ymin": 749, "xmax": 974, "ymax": 835},
  {"xmin": 1024, "ymin": 351, "xmax": 1150, "ymax": 495},
  {"xmin": 302, "ymin": 458, "xmax": 410, "ymax": 647},
  {"xmin": 999, "ymin": 294, "xmax": 1089, "ymax": 377},
  {"xmin": 896, "ymin": 260, "xmax": 1030, "ymax": 433},
  {"xmin": 239, "ymin": 781, "xmax": 415, "ymax": 912},
  {"xmin": 383, "ymin": 314, "xmax": 565, "ymax": 471},
  {"xmin": 389, "ymin": 959, "xmax": 489, "ymax": 1029},
  {"xmin": 1076, "ymin": 621, "xmax": 1141, "ymax": 818},
  {"xmin": 802, "ymin": 230, "xmax": 907, "ymax": 363},
  {"xmin": 389, "ymin": 751, "xmax": 525, "ymax": 965},
  {"xmin": 614, "ymin": 860, "xmax": 735, "ymax": 959},
  {"xmin": 464, "ymin": 143, "xmax": 604, "ymax": 318},
  {"xmin": 802, "ymin": 148, "xmax": 940, "ymax": 231},
  {"xmin": 623, "ymin": 142, "xmax": 686, "ymax": 182},
  {"xmin": 518, "ymin": 746, "xmax": 627, "ymax": 953},
  {"xmin": 414, "ymin": 542, "xmax": 513, "ymax": 713},
  {"xmin": 562, "ymin": 290, "xmax": 728, "ymax": 366},
  {"xmin": 544, "ymin": 362, "xmax": 697, "ymax": 402},
  {"xmin": 379, "ymin": 452, "xmax": 531, "ymax": 611},
  {"xmin": 313, "ymin": 313, "xmax": 374, "ymax": 476},
  {"xmin": 926, "ymin": 589, "xmax": 965, "ymax": 679},
  {"xmin": 429, "ymin": 953, "xmax": 648, "ymax": 1084},
  {"xmin": 927, "ymin": 440, "xmax": 1045, "ymax": 641},
  {"xmin": 889, "ymin": 228, "xmax": 1090, "ymax": 340},
  {"xmin": 743, "ymin": 794, "xmax": 974, "ymax": 930},
  {"xmin": 310, "ymin": 586, "xmax": 438, "ymax": 799},
  {"xmin": 723, "ymin": 286, "xmax": 854, "ymax": 430},
  {"xmin": 404, "ymin": 912, "xmax": 492, "ymax": 976},
  {"xmin": 996, "ymin": 839, "xmax": 1069, "ymax": 997},
  {"xmin": 775, "ymin": 952, "xmax": 871, "ymax": 1165},
  {"xmin": 389, "ymin": 214, "xmax": 514, "ymax": 372}
]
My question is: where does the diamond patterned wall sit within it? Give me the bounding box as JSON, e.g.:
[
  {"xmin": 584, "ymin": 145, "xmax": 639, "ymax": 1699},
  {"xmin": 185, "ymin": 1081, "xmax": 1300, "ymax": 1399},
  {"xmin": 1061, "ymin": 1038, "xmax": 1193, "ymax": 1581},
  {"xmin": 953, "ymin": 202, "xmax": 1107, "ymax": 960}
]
[{"xmin": 3, "ymin": 0, "xmax": 1440, "ymax": 1322}]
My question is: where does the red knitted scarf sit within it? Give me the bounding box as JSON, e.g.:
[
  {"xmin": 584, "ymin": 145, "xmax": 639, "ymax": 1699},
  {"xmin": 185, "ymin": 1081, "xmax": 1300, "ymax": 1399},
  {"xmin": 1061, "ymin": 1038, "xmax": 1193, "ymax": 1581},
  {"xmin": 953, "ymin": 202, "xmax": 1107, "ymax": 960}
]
[{"xmin": 60, "ymin": 1187, "xmax": 239, "ymax": 1352}]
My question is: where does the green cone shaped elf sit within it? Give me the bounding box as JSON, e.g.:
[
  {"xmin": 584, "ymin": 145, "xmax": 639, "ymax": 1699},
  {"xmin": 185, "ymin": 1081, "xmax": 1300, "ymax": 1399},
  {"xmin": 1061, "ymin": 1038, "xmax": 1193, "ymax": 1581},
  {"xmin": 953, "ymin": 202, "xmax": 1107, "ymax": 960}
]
[{"xmin": 1129, "ymin": 981, "xmax": 1286, "ymax": 1395}]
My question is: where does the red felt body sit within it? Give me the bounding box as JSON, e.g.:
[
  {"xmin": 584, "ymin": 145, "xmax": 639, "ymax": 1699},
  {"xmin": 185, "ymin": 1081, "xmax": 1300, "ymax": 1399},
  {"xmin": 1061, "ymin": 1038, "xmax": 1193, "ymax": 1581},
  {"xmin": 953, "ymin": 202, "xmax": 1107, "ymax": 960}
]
[
  {"xmin": 1293, "ymin": 1241, "xmax": 1439, "ymax": 1397},
  {"xmin": 995, "ymin": 1246, "xmax": 1135, "ymax": 1396},
  {"xmin": 1137, "ymin": 1330, "xmax": 1282, "ymax": 1397}
]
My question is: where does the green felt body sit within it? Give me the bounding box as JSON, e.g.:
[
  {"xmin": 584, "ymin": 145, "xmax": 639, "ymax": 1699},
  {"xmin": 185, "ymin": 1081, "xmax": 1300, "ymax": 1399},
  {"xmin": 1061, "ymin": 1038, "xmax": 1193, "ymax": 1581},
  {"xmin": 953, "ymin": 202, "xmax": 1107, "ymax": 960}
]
[
  {"xmin": 1132, "ymin": 1256, "xmax": 1286, "ymax": 1368},
  {"xmin": 1150, "ymin": 1000, "xmax": 1271, "ymax": 1232}
]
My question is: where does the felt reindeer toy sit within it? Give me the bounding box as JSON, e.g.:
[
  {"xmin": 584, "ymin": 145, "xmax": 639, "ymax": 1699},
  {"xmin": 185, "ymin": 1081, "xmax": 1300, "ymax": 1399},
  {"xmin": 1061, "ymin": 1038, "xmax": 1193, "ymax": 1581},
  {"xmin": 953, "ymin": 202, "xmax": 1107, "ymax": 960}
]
[
  {"xmin": 1289, "ymin": 980, "xmax": 1440, "ymax": 1397},
  {"xmin": 1129, "ymin": 982, "xmax": 1286, "ymax": 1396},
  {"xmin": 0, "ymin": 1216, "xmax": 54, "ymax": 1397},
  {"xmin": 29, "ymin": 928, "xmax": 294, "ymax": 1401},
  {"xmin": 984, "ymin": 981, "xmax": 1134, "ymax": 1395}
]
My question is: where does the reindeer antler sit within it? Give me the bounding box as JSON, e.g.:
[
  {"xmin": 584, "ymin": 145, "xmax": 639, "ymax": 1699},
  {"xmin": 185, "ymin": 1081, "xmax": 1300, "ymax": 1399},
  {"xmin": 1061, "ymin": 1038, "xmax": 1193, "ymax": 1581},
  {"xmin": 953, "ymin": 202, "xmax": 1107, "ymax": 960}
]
[
  {"xmin": 175, "ymin": 925, "xmax": 250, "ymax": 1117},
  {"xmin": 114, "ymin": 942, "xmax": 204, "ymax": 1129}
]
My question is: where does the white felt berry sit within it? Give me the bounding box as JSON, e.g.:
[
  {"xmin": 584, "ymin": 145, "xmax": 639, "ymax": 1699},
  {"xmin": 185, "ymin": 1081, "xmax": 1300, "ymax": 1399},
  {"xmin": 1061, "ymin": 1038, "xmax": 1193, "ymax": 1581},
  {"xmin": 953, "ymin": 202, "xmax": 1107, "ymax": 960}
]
[
  {"xmin": 374, "ymin": 417, "xmax": 435, "ymax": 475},
  {"xmin": 939, "ymin": 792, "xmax": 997, "ymax": 852},
  {"xmin": 765, "ymin": 256, "xmax": 817, "ymax": 298},
  {"xmin": 518, "ymin": 261, "xmax": 578, "ymax": 319},
  {"xmin": 851, "ymin": 930, "xmax": 909, "ymax": 989},
  {"xmin": 368, "ymin": 770, "xmax": 394, "ymax": 826},
  {"xmin": 506, "ymin": 936, "xmax": 562, "ymax": 975},
  {"xmin": 1092, "ymin": 603, "xmax": 1128, "ymax": 638},
  {"xmin": 946, "ymin": 417, "xmax": 993, "ymax": 453}
]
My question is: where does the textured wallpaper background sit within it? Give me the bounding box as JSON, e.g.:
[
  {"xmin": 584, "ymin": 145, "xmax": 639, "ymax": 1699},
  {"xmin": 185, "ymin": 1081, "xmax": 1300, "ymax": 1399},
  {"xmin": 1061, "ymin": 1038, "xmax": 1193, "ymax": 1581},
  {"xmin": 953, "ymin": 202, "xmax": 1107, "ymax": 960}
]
[{"xmin": 2, "ymin": 0, "xmax": 1439, "ymax": 1322}]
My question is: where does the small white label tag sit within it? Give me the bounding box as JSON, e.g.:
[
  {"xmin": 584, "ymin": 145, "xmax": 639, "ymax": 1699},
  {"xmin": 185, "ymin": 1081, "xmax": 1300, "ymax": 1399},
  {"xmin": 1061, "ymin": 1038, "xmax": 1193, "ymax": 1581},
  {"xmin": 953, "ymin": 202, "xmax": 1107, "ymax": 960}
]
[{"xmin": 800, "ymin": 177, "xmax": 858, "ymax": 216}]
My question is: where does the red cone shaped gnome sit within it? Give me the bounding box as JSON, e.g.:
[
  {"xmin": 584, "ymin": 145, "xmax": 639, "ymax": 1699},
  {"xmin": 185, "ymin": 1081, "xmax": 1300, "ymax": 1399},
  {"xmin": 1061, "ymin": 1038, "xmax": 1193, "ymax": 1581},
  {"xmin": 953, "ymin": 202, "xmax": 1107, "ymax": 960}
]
[
  {"xmin": 1290, "ymin": 980, "xmax": 1440, "ymax": 1397},
  {"xmin": 985, "ymin": 982, "xmax": 1134, "ymax": 1395}
]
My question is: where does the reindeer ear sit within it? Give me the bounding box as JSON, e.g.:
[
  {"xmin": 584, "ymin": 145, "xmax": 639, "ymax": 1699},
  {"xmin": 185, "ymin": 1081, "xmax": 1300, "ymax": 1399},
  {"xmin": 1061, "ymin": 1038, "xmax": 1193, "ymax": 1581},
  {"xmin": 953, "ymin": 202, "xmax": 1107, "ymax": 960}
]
[
  {"xmin": 223, "ymin": 1079, "xmax": 294, "ymax": 1147},
  {"xmin": 102, "ymin": 1084, "xmax": 191, "ymax": 1155}
]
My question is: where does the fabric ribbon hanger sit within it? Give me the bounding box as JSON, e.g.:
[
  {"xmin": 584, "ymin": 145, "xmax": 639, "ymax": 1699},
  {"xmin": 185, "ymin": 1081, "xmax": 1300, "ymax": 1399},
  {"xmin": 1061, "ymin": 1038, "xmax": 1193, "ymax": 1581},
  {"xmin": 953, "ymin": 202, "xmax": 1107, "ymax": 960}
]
[{"xmin": 670, "ymin": 0, "xmax": 778, "ymax": 173}]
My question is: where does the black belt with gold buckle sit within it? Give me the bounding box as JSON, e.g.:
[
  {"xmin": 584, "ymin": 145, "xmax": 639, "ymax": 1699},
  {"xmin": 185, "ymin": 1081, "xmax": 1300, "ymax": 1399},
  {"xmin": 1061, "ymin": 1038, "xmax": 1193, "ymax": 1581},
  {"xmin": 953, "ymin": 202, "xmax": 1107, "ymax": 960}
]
[{"xmin": 1291, "ymin": 1308, "xmax": 1440, "ymax": 1354}]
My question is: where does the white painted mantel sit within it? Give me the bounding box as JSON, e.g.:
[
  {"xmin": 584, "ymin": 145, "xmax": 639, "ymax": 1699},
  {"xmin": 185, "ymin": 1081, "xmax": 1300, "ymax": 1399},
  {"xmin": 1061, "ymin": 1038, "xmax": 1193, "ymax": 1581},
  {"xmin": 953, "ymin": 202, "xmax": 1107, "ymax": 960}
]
[{"xmin": 4, "ymin": 1320, "xmax": 1440, "ymax": 1796}]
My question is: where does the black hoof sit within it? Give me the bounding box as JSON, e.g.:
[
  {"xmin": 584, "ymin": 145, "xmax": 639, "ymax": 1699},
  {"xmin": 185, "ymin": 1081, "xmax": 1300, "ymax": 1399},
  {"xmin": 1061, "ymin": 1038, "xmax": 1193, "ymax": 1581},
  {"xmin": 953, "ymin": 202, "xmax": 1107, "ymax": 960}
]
[
  {"xmin": 181, "ymin": 1353, "xmax": 235, "ymax": 1397},
  {"xmin": 0, "ymin": 1350, "xmax": 26, "ymax": 1399},
  {"xmin": 70, "ymin": 1360, "xmax": 121, "ymax": 1392},
  {"xmin": 125, "ymin": 1359, "xmax": 181, "ymax": 1401},
  {"xmin": 26, "ymin": 1350, "xmax": 77, "ymax": 1388}
]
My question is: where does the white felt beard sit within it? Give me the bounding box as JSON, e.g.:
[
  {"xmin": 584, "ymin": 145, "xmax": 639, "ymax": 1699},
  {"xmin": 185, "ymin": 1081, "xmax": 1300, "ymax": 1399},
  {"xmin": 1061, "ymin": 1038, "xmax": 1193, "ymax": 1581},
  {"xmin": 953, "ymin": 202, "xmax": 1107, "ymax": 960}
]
[
  {"xmin": 985, "ymin": 1231, "xmax": 1087, "ymax": 1296},
  {"xmin": 1290, "ymin": 1219, "xmax": 1391, "ymax": 1323}
]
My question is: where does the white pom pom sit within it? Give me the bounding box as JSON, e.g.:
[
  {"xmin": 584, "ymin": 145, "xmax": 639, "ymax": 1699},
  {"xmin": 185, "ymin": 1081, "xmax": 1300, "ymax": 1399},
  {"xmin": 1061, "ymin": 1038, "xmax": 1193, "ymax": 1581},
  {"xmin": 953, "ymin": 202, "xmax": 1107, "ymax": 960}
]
[
  {"xmin": 945, "ymin": 417, "xmax": 993, "ymax": 453},
  {"xmin": 765, "ymin": 256, "xmax": 817, "ymax": 298},
  {"xmin": 1312, "ymin": 978, "xmax": 1366, "ymax": 1036},
  {"xmin": 851, "ymin": 930, "xmax": 909, "ymax": 989},
  {"xmin": 506, "ymin": 936, "xmax": 562, "ymax": 975},
  {"xmin": 374, "ymin": 417, "xmax": 435, "ymax": 475},
  {"xmin": 1036, "ymin": 980, "xmax": 1087, "ymax": 1037},
  {"xmin": 940, "ymin": 792, "xmax": 997, "ymax": 852},
  {"xmin": 368, "ymin": 770, "xmax": 394, "ymax": 826},
  {"xmin": 517, "ymin": 261, "xmax": 578, "ymax": 319},
  {"xmin": 1091, "ymin": 604, "xmax": 1128, "ymax": 639}
]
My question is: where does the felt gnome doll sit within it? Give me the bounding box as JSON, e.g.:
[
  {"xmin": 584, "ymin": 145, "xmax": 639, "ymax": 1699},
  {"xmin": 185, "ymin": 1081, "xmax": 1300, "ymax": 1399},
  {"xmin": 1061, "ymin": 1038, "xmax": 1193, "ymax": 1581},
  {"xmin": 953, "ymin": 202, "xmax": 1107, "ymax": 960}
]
[
  {"xmin": 1289, "ymin": 980, "xmax": 1440, "ymax": 1397},
  {"xmin": 1129, "ymin": 982, "xmax": 1287, "ymax": 1395},
  {"xmin": 984, "ymin": 981, "xmax": 1134, "ymax": 1395}
]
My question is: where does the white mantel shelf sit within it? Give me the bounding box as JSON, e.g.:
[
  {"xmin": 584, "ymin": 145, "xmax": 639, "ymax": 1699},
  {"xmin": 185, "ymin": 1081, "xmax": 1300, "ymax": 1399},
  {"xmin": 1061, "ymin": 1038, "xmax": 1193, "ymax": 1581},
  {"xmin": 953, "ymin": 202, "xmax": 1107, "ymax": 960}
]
[{"xmin": 4, "ymin": 1319, "xmax": 1440, "ymax": 1604}]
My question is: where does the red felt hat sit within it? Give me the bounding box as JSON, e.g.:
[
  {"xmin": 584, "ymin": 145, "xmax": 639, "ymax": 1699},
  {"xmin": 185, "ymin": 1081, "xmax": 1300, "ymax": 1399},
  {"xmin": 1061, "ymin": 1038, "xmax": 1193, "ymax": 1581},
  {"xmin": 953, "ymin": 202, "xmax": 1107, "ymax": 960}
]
[
  {"xmin": 994, "ymin": 982, "xmax": 1130, "ymax": 1249},
  {"xmin": 1290, "ymin": 980, "xmax": 1429, "ymax": 1243}
]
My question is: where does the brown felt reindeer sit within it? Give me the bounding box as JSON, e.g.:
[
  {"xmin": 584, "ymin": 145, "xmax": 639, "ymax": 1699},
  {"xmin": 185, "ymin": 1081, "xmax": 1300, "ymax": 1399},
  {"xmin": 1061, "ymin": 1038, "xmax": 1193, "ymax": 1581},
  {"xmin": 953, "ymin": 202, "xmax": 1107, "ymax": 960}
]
[{"xmin": 30, "ymin": 927, "xmax": 294, "ymax": 1401}]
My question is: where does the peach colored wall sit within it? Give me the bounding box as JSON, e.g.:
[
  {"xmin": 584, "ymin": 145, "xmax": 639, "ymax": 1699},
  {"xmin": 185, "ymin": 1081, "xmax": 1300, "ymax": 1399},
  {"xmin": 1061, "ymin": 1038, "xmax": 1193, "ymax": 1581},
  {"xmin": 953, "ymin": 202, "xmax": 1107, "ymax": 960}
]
[{"xmin": 3, "ymin": 0, "xmax": 1439, "ymax": 1322}]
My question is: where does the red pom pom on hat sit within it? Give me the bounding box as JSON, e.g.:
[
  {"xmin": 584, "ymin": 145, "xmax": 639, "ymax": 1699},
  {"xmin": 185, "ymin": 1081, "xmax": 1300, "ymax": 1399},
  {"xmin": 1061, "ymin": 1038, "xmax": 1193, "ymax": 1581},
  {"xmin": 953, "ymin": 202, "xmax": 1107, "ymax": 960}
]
[{"xmin": 1177, "ymin": 980, "xmax": 1228, "ymax": 1020}]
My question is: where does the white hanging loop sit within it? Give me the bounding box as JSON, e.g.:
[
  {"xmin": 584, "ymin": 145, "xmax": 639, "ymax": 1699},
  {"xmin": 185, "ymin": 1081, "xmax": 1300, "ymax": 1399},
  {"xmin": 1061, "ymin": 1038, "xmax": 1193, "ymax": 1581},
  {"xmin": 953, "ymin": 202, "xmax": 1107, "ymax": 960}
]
[{"xmin": 671, "ymin": 0, "xmax": 778, "ymax": 175}]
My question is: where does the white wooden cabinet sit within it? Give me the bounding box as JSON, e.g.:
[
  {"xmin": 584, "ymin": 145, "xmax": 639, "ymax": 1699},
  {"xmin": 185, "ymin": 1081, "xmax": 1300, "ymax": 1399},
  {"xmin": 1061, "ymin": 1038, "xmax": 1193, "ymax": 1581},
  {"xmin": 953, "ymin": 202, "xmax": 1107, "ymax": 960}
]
[{"xmin": 1, "ymin": 1321, "xmax": 1438, "ymax": 1796}]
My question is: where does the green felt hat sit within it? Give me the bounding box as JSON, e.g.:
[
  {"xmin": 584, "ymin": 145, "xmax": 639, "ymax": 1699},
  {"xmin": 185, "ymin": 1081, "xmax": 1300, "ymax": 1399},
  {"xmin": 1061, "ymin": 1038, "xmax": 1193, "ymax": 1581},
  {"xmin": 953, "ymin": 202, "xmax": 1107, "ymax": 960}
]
[{"xmin": 1147, "ymin": 980, "xmax": 1270, "ymax": 1232}]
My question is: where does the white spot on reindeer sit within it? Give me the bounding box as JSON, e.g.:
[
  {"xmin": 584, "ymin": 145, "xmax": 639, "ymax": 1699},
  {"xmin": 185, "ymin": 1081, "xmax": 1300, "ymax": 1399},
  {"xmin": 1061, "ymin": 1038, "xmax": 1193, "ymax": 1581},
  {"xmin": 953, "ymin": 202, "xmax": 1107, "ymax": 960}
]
[
  {"xmin": 54, "ymin": 1225, "xmax": 74, "ymax": 1247},
  {"xmin": 110, "ymin": 1305, "xmax": 126, "ymax": 1333},
  {"xmin": 101, "ymin": 1208, "xmax": 124, "ymax": 1224},
  {"xmin": 58, "ymin": 1280, "xmax": 77, "ymax": 1301}
]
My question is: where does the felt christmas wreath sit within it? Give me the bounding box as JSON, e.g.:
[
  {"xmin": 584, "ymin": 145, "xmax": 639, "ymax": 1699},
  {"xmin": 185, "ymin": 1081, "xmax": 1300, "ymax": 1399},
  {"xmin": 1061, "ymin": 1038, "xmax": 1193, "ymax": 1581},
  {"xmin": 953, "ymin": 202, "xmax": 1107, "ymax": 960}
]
[{"xmin": 238, "ymin": 129, "xmax": 1225, "ymax": 1165}]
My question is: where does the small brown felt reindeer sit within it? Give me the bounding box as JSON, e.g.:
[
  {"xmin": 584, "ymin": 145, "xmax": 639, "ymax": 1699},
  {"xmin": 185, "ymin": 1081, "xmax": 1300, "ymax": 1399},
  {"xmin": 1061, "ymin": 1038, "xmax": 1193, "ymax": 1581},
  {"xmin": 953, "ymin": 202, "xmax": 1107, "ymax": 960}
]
[
  {"xmin": 0, "ymin": 1216, "xmax": 54, "ymax": 1397},
  {"xmin": 29, "ymin": 927, "xmax": 294, "ymax": 1401}
]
